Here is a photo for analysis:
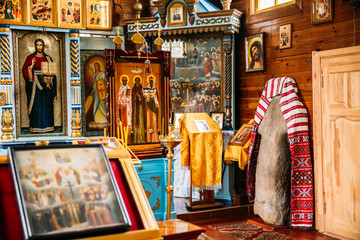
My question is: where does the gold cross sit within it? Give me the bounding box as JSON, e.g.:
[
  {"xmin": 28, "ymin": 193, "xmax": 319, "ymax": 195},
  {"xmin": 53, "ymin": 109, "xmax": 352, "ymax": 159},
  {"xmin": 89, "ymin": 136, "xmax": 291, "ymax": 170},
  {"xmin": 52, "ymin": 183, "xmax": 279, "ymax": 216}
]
[
  {"xmin": 157, "ymin": 28, "xmax": 162, "ymax": 37},
  {"xmin": 116, "ymin": 26, "xmax": 120, "ymax": 36},
  {"xmin": 135, "ymin": 21, "xmax": 141, "ymax": 33}
]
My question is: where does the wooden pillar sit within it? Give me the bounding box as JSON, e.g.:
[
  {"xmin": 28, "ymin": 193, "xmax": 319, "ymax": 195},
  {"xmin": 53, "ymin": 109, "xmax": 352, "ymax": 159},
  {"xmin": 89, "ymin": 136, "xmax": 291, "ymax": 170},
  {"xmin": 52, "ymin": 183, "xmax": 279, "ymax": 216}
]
[
  {"xmin": 70, "ymin": 30, "xmax": 82, "ymax": 137},
  {"xmin": 0, "ymin": 25, "xmax": 14, "ymax": 140},
  {"xmin": 223, "ymin": 35, "xmax": 233, "ymax": 130}
]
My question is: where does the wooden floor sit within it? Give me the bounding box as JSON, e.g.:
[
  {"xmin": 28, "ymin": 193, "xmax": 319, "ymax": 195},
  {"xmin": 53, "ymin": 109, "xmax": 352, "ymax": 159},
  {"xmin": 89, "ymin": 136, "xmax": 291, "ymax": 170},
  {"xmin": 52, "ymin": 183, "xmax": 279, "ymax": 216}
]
[{"xmin": 173, "ymin": 197, "xmax": 339, "ymax": 240}]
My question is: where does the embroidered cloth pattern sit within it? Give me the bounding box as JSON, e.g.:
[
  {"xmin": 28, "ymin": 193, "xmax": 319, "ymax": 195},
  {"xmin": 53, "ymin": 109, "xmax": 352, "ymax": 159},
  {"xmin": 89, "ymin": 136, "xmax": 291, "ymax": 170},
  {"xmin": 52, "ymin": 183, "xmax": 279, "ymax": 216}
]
[{"xmin": 246, "ymin": 77, "xmax": 313, "ymax": 229}]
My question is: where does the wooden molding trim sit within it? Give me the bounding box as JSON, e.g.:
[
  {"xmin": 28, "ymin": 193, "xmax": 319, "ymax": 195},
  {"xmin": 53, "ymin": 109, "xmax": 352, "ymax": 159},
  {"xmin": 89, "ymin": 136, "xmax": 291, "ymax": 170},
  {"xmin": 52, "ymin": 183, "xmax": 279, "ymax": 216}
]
[
  {"xmin": 246, "ymin": 0, "xmax": 302, "ymax": 25},
  {"xmin": 197, "ymin": 9, "xmax": 243, "ymax": 19},
  {"xmin": 123, "ymin": 17, "xmax": 159, "ymax": 25}
]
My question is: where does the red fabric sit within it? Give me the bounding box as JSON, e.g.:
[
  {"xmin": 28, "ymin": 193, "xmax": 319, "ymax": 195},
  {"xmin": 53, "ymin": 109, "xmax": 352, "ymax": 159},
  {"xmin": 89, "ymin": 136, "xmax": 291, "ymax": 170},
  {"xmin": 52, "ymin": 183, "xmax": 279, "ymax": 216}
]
[
  {"xmin": 110, "ymin": 160, "xmax": 143, "ymax": 231},
  {"xmin": 247, "ymin": 77, "xmax": 313, "ymax": 229},
  {"xmin": 0, "ymin": 166, "xmax": 23, "ymax": 240},
  {"xmin": 0, "ymin": 160, "xmax": 143, "ymax": 240}
]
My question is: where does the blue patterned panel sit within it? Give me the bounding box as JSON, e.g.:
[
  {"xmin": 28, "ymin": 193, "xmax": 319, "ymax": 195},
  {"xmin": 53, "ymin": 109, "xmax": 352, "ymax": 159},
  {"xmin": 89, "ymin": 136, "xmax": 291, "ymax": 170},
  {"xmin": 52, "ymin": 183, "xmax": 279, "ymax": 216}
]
[{"xmin": 135, "ymin": 158, "xmax": 176, "ymax": 221}]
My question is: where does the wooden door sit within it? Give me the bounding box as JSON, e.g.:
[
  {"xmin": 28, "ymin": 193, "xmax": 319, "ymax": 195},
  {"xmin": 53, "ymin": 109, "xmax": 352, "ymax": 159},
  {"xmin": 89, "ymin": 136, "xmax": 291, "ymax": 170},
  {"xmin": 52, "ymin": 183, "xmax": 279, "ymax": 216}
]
[{"xmin": 313, "ymin": 46, "xmax": 360, "ymax": 240}]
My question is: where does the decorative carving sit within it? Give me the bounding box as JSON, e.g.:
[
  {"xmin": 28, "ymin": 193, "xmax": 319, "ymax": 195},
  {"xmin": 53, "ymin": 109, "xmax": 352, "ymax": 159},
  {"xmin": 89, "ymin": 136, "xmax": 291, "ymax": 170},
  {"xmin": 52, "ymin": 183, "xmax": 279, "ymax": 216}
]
[
  {"xmin": 161, "ymin": 19, "xmax": 166, "ymax": 28},
  {"xmin": 223, "ymin": 42, "xmax": 232, "ymax": 53},
  {"xmin": 1, "ymin": 107, "xmax": 14, "ymax": 140},
  {"xmin": 158, "ymin": 7, "xmax": 166, "ymax": 18},
  {"xmin": 145, "ymin": 190, "xmax": 151, "ymax": 198},
  {"xmin": 223, "ymin": 39, "xmax": 232, "ymax": 130},
  {"xmin": 153, "ymin": 6, "xmax": 166, "ymax": 28},
  {"xmin": 164, "ymin": 52, "xmax": 171, "ymax": 72},
  {"xmin": 0, "ymin": 27, "xmax": 10, "ymax": 33},
  {"xmin": 130, "ymin": 26, "xmax": 239, "ymax": 37},
  {"xmin": 70, "ymin": 39, "xmax": 79, "ymax": 77},
  {"xmin": 71, "ymin": 107, "xmax": 82, "ymax": 137},
  {"xmin": 221, "ymin": 0, "xmax": 232, "ymax": 10},
  {"xmin": 189, "ymin": 16, "xmax": 195, "ymax": 25},
  {"xmin": 69, "ymin": 33, "xmax": 79, "ymax": 38},
  {"xmin": 70, "ymin": 80, "xmax": 81, "ymax": 86},
  {"xmin": 185, "ymin": 0, "xmax": 199, "ymax": 16},
  {"xmin": 0, "ymin": 78, "xmax": 12, "ymax": 84},
  {"xmin": 129, "ymin": 23, "xmax": 159, "ymax": 31},
  {"xmin": 232, "ymin": 17, "xmax": 240, "ymax": 25},
  {"xmin": 141, "ymin": 184, "xmax": 152, "ymax": 198},
  {"xmin": 196, "ymin": 17, "xmax": 230, "ymax": 25},
  {"xmin": 0, "ymin": 34, "xmax": 11, "ymax": 75},
  {"xmin": 105, "ymin": 50, "xmax": 115, "ymax": 73},
  {"xmin": 0, "ymin": 87, "xmax": 10, "ymax": 105},
  {"xmin": 151, "ymin": 176, "xmax": 161, "ymax": 188},
  {"xmin": 152, "ymin": 198, "xmax": 160, "ymax": 210},
  {"xmin": 126, "ymin": 9, "xmax": 241, "ymax": 36},
  {"xmin": 187, "ymin": 5, "xmax": 194, "ymax": 15},
  {"xmin": 0, "ymin": 92, "xmax": 5, "ymax": 105}
]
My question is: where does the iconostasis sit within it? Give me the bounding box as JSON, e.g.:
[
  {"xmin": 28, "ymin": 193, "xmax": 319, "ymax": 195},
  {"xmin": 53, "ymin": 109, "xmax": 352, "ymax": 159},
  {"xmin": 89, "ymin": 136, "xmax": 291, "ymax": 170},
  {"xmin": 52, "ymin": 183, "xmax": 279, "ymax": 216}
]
[
  {"xmin": 0, "ymin": 0, "xmax": 241, "ymax": 150},
  {"xmin": 0, "ymin": 26, "xmax": 118, "ymax": 149},
  {"xmin": 125, "ymin": 0, "xmax": 242, "ymax": 130}
]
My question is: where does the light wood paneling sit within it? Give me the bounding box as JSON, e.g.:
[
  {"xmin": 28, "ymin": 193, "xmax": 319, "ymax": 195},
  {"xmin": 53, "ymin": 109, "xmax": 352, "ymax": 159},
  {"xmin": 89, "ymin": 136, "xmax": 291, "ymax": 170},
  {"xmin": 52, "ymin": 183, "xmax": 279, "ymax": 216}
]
[{"xmin": 313, "ymin": 46, "xmax": 360, "ymax": 240}]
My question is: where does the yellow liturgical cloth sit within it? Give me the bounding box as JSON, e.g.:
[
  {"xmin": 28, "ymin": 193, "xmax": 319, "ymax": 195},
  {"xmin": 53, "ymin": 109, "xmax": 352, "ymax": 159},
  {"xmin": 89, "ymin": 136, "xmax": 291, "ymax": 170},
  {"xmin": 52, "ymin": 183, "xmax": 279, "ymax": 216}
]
[
  {"xmin": 179, "ymin": 113, "xmax": 223, "ymax": 191},
  {"xmin": 224, "ymin": 139, "xmax": 251, "ymax": 170}
]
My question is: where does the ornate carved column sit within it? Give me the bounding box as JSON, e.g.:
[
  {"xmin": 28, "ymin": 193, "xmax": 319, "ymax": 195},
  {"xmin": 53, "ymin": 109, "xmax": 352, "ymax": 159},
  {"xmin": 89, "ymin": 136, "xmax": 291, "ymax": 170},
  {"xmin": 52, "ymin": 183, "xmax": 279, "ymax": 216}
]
[
  {"xmin": 1, "ymin": 107, "xmax": 14, "ymax": 140},
  {"xmin": 185, "ymin": 0, "xmax": 199, "ymax": 25},
  {"xmin": 0, "ymin": 25, "xmax": 11, "ymax": 75},
  {"xmin": 223, "ymin": 35, "xmax": 233, "ymax": 130},
  {"xmin": 221, "ymin": 0, "xmax": 232, "ymax": 10},
  {"xmin": 0, "ymin": 25, "xmax": 14, "ymax": 140},
  {"xmin": 152, "ymin": 0, "xmax": 168, "ymax": 27},
  {"xmin": 70, "ymin": 30, "xmax": 82, "ymax": 137}
]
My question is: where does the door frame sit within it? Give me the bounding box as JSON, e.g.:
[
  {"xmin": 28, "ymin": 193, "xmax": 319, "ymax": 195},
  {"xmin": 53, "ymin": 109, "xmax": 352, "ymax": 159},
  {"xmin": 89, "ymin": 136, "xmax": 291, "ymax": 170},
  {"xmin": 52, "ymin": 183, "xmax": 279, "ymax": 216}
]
[{"xmin": 312, "ymin": 45, "xmax": 360, "ymax": 233}]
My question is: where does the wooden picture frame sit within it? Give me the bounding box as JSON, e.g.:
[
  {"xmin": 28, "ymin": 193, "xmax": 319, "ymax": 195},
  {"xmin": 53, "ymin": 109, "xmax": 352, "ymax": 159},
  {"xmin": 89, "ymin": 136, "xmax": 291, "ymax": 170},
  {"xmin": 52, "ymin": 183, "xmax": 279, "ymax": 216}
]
[
  {"xmin": 229, "ymin": 123, "xmax": 252, "ymax": 146},
  {"xmin": 279, "ymin": 23, "xmax": 292, "ymax": 49},
  {"xmin": 58, "ymin": 0, "xmax": 85, "ymax": 29},
  {"xmin": 0, "ymin": 0, "xmax": 26, "ymax": 25},
  {"xmin": 210, "ymin": 112, "xmax": 224, "ymax": 129},
  {"xmin": 105, "ymin": 49, "xmax": 171, "ymax": 146},
  {"xmin": 8, "ymin": 144, "xmax": 131, "ymax": 240},
  {"xmin": 82, "ymin": 137, "xmax": 141, "ymax": 164},
  {"xmin": 86, "ymin": 0, "xmax": 112, "ymax": 30},
  {"xmin": 14, "ymin": 30, "xmax": 67, "ymax": 137},
  {"xmin": 312, "ymin": 0, "xmax": 332, "ymax": 24},
  {"xmin": 245, "ymin": 33, "xmax": 265, "ymax": 72},
  {"xmin": 80, "ymin": 50, "xmax": 107, "ymax": 136},
  {"xmin": 27, "ymin": 0, "xmax": 57, "ymax": 27},
  {"xmin": 169, "ymin": 35, "xmax": 223, "ymax": 115},
  {"xmin": 167, "ymin": 1, "xmax": 186, "ymax": 27}
]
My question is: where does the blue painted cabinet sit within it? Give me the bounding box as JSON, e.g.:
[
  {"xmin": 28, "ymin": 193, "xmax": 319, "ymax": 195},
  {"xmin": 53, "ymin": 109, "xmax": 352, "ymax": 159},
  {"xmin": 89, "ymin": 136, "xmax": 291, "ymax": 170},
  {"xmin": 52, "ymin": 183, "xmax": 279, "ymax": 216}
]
[{"xmin": 135, "ymin": 157, "xmax": 176, "ymax": 221}]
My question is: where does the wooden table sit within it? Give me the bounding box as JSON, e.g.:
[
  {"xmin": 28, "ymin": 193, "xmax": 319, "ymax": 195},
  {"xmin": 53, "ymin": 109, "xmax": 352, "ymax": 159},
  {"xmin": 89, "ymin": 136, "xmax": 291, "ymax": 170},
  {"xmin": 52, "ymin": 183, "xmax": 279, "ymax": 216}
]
[{"xmin": 158, "ymin": 219, "xmax": 206, "ymax": 240}]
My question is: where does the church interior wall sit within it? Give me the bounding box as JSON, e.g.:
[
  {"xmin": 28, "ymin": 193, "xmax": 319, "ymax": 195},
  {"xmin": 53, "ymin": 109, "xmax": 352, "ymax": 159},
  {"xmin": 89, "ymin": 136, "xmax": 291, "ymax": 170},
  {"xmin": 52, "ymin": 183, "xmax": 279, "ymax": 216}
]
[
  {"xmin": 114, "ymin": 0, "xmax": 360, "ymax": 134},
  {"xmin": 229, "ymin": 0, "xmax": 360, "ymax": 133}
]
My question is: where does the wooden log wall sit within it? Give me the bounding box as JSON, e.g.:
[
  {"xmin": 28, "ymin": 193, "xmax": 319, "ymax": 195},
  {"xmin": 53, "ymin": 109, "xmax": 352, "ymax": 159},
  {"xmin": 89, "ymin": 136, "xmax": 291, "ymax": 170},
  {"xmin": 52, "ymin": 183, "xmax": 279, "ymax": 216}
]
[
  {"xmin": 230, "ymin": 0, "xmax": 360, "ymax": 132},
  {"xmin": 113, "ymin": 0, "xmax": 158, "ymax": 26}
]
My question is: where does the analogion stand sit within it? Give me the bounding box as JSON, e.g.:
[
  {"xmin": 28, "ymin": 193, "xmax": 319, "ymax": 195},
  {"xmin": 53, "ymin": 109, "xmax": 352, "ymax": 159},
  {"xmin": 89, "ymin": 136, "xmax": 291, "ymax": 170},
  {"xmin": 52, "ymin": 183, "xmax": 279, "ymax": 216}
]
[{"xmin": 186, "ymin": 175, "xmax": 224, "ymax": 211}]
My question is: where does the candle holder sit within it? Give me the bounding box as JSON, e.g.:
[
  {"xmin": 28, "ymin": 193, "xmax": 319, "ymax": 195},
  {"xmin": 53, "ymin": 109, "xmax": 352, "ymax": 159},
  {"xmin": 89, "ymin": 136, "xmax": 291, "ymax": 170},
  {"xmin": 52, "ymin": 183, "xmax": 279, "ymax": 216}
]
[{"xmin": 158, "ymin": 125, "xmax": 182, "ymax": 220}]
